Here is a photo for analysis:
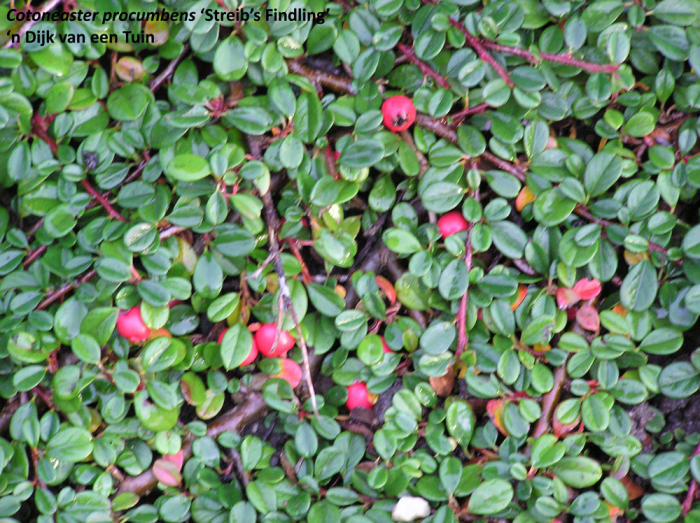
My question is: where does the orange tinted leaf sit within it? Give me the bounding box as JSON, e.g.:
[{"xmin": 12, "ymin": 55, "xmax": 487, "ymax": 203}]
[
  {"xmin": 511, "ymin": 285, "xmax": 527, "ymax": 310},
  {"xmin": 620, "ymin": 475, "xmax": 644, "ymax": 500},
  {"xmin": 486, "ymin": 399, "xmax": 509, "ymax": 436},
  {"xmin": 375, "ymin": 275, "xmax": 396, "ymax": 305},
  {"xmin": 516, "ymin": 186, "xmax": 536, "ymax": 211}
]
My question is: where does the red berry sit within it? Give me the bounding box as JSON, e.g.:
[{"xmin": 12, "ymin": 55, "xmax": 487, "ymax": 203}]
[
  {"xmin": 381, "ymin": 336, "xmax": 394, "ymax": 353},
  {"xmin": 437, "ymin": 212, "xmax": 469, "ymax": 238},
  {"xmin": 274, "ymin": 358, "xmax": 302, "ymax": 388},
  {"xmin": 346, "ymin": 382, "xmax": 373, "ymax": 410},
  {"xmin": 117, "ymin": 306, "xmax": 151, "ymax": 343},
  {"xmin": 255, "ymin": 323, "xmax": 296, "ymax": 358},
  {"xmin": 218, "ymin": 328, "xmax": 259, "ymax": 366},
  {"xmin": 382, "ymin": 95, "xmax": 416, "ymax": 132}
]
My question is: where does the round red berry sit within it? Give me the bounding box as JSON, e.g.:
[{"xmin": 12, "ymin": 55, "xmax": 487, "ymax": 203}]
[
  {"xmin": 437, "ymin": 212, "xmax": 469, "ymax": 238},
  {"xmin": 346, "ymin": 381, "xmax": 373, "ymax": 410},
  {"xmin": 116, "ymin": 306, "xmax": 151, "ymax": 343},
  {"xmin": 382, "ymin": 95, "xmax": 416, "ymax": 132},
  {"xmin": 255, "ymin": 323, "xmax": 296, "ymax": 358}
]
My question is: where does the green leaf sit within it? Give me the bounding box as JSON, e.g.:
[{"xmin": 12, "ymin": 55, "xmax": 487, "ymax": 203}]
[
  {"xmin": 167, "ymin": 154, "xmax": 211, "ymax": 182},
  {"xmin": 213, "ymin": 36, "xmax": 247, "ymax": 81},
  {"xmin": 383, "ymin": 228, "xmax": 422, "ymax": 255},
  {"xmin": 446, "ymin": 400, "xmax": 475, "ymax": 447},
  {"xmin": 220, "ymin": 324, "xmax": 254, "ymax": 370},
  {"xmin": 658, "ymin": 361, "xmax": 700, "ymax": 399},
  {"xmin": 71, "ymin": 334, "xmax": 101, "ymax": 365},
  {"xmin": 306, "ymin": 284, "xmax": 344, "ymax": 317},
  {"xmin": 584, "ymin": 153, "xmax": 622, "ymax": 197},
  {"xmin": 107, "ymin": 84, "xmax": 151, "ymax": 121},
  {"xmin": 339, "ymin": 139, "xmax": 384, "ymax": 168},
  {"xmin": 551, "ymin": 457, "xmax": 602, "ymax": 488},
  {"xmin": 620, "ymin": 261, "xmax": 657, "ymax": 312},
  {"xmin": 641, "ymin": 494, "xmax": 682, "ymax": 523},
  {"xmin": 47, "ymin": 427, "xmax": 94, "ymax": 462},
  {"xmin": 468, "ymin": 479, "xmax": 513, "ymax": 515}
]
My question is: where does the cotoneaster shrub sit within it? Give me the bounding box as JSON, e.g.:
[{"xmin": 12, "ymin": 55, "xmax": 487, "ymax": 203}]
[{"xmin": 0, "ymin": 0, "xmax": 700, "ymax": 522}]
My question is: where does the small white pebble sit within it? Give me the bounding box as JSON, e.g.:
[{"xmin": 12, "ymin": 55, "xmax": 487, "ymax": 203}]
[{"xmin": 392, "ymin": 496, "xmax": 431, "ymax": 521}]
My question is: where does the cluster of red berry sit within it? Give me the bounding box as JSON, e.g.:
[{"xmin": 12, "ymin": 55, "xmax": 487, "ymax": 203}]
[{"xmin": 116, "ymin": 306, "xmax": 386, "ymax": 411}]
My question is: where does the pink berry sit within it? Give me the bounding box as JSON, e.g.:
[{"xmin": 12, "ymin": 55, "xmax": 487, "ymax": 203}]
[
  {"xmin": 116, "ymin": 306, "xmax": 151, "ymax": 343},
  {"xmin": 255, "ymin": 323, "xmax": 296, "ymax": 358},
  {"xmin": 437, "ymin": 212, "xmax": 469, "ymax": 238},
  {"xmin": 346, "ymin": 382, "xmax": 373, "ymax": 410}
]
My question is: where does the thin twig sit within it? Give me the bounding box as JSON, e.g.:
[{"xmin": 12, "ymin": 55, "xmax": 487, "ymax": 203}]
[
  {"xmin": 150, "ymin": 44, "xmax": 189, "ymax": 92},
  {"xmin": 456, "ymin": 191, "xmax": 477, "ymax": 359},
  {"xmin": 80, "ymin": 179, "xmax": 126, "ymax": 222},
  {"xmin": 159, "ymin": 225, "xmax": 186, "ymax": 240},
  {"xmin": 261, "ymin": 190, "xmax": 320, "ymax": 417},
  {"xmin": 480, "ymin": 40, "xmax": 619, "ymax": 75},
  {"xmin": 397, "ymin": 43, "xmax": 451, "ymax": 89},
  {"xmin": 532, "ymin": 359, "xmax": 568, "ymax": 439},
  {"xmin": 574, "ymin": 205, "xmax": 681, "ymax": 265},
  {"xmin": 448, "ymin": 19, "xmax": 513, "ymax": 87},
  {"xmin": 3, "ymin": 0, "xmax": 62, "ymax": 48},
  {"xmin": 451, "ymin": 102, "xmax": 489, "ymax": 124},
  {"xmin": 37, "ymin": 269, "xmax": 97, "ymax": 310},
  {"xmin": 23, "ymin": 244, "xmax": 47, "ymax": 267},
  {"xmin": 287, "ymin": 59, "xmax": 357, "ymax": 94}
]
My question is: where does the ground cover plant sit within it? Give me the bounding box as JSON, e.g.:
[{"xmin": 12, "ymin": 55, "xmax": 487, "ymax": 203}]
[{"xmin": 1, "ymin": 0, "xmax": 700, "ymax": 521}]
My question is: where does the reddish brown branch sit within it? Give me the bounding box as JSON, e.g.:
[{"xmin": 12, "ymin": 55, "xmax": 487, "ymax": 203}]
[
  {"xmin": 150, "ymin": 44, "xmax": 189, "ymax": 92},
  {"xmin": 448, "ymin": 19, "xmax": 513, "ymax": 87},
  {"xmin": 415, "ymin": 114, "xmax": 458, "ymax": 143},
  {"xmin": 80, "ymin": 179, "xmax": 127, "ymax": 222},
  {"xmin": 31, "ymin": 114, "xmax": 57, "ymax": 154},
  {"xmin": 456, "ymin": 222, "xmax": 474, "ymax": 359},
  {"xmin": 159, "ymin": 225, "xmax": 186, "ymax": 240},
  {"xmin": 397, "ymin": 43, "xmax": 451, "ymax": 89},
  {"xmin": 482, "ymin": 151, "xmax": 526, "ymax": 181},
  {"xmin": 37, "ymin": 269, "xmax": 97, "ymax": 310},
  {"xmin": 480, "ymin": 41, "xmax": 619, "ymax": 75},
  {"xmin": 451, "ymin": 103, "xmax": 489, "ymax": 124},
  {"xmin": 23, "ymin": 244, "xmax": 47, "ymax": 268},
  {"xmin": 574, "ymin": 205, "xmax": 681, "ymax": 265},
  {"xmin": 287, "ymin": 59, "xmax": 357, "ymax": 94},
  {"xmin": 532, "ymin": 359, "xmax": 567, "ymax": 439}
]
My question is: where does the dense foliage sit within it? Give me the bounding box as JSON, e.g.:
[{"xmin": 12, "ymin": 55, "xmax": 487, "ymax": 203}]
[{"xmin": 1, "ymin": 0, "xmax": 700, "ymax": 521}]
